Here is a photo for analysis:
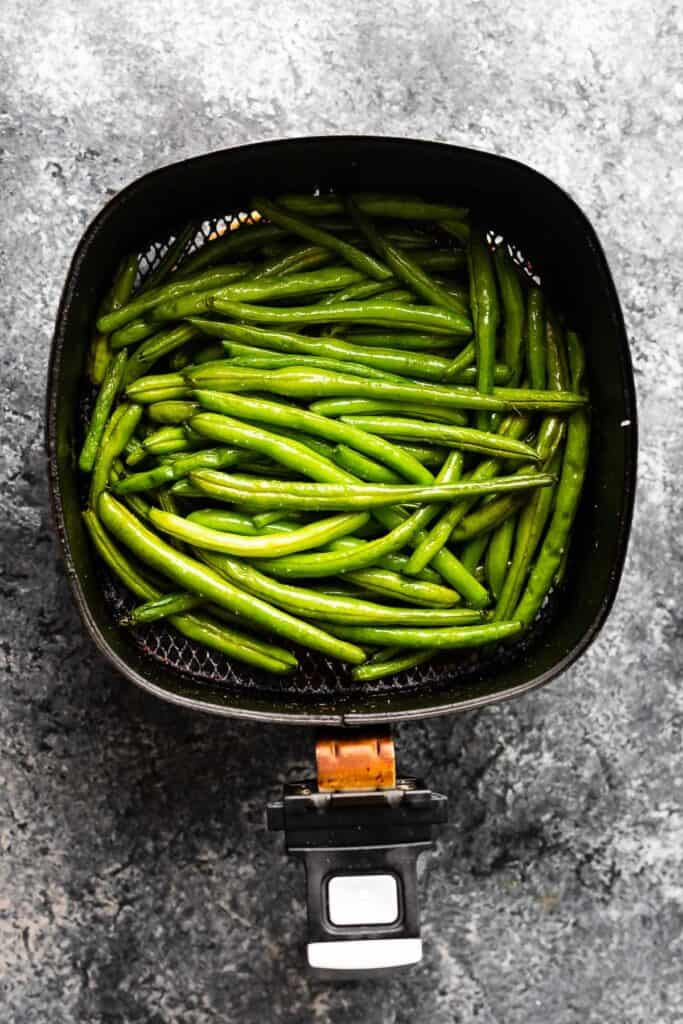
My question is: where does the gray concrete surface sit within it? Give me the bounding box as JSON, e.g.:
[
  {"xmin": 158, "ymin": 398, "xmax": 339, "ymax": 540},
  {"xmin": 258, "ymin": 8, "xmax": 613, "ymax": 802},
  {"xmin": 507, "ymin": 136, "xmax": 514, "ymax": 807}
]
[{"xmin": 1, "ymin": 1, "xmax": 681, "ymax": 1021}]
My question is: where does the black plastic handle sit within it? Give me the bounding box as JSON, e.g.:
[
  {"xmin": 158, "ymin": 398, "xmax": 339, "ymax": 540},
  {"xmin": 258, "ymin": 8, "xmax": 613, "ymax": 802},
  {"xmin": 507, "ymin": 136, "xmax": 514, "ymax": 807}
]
[{"xmin": 267, "ymin": 780, "xmax": 447, "ymax": 978}]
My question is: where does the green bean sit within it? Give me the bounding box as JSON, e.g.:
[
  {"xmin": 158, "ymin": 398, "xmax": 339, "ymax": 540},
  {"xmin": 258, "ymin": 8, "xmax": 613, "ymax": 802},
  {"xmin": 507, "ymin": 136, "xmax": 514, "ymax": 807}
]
[
  {"xmin": 343, "ymin": 568, "xmax": 459, "ymax": 606},
  {"xmin": 150, "ymin": 288, "xmax": 238, "ymax": 323},
  {"xmin": 403, "ymin": 414, "xmax": 532, "ymax": 575},
  {"xmin": 485, "ymin": 515, "xmax": 517, "ymax": 600},
  {"xmin": 318, "ymin": 278, "xmax": 398, "ymax": 305},
  {"xmin": 212, "ymin": 322, "xmax": 462, "ymax": 383},
  {"xmin": 439, "ymin": 219, "xmax": 470, "ymax": 244},
  {"xmin": 202, "ymin": 554, "xmax": 474, "ymax": 626},
  {"xmin": 79, "ymin": 350, "xmax": 128, "ymax": 472},
  {"xmin": 98, "ymin": 493, "xmax": 366, "ymax": 665},
  {"xmin": 150, "ymin": 507, "xmax": 368, "ymax": 557},
  {"xmin": 228, "ymin": 352, "xmax": 403, "ymax": 383},
  {"xmin": 89, "ymin": 403, "xmax": 143, "ymax": 508},
  {"xmin": 347, "ymin": 195, "xmax": 469, "ymax": 317},
  {"xmin": 189, "ymin": 469, "xmax": 555, "ymax": 512},
  {"xmin": 147, "ymin": 401, "xmax": 200, "ymax": 424},
  {"xmin": 351, "ymin": 648, "xmax": 435, "ymax": 682},
  {"xmin": 110, "ymin": 318, "xmax": 159, "ymax": 350},
  {"xmin": 254, "ymin": 243, "xmax": 332, "ymax": 278},
  {"xmin": 535, "ymin": 314, "xmax": 569, "ymax": 462},
  {"xmin": 191, "ymin": 390, "xmax": 433, "ymax": 484},
  {"xmin": 83, "ymin": 509, "xmax": 296, "ymax": 672},
  {"xmin": 253, "ymin": 196, "xmax": 391, "ymax": 281},
  {"xmin": 123, "ymin": 325, "xmax": 198, "ymax": 386},
  {"xmin": 174, "ymin": 223, "xmax": 288, "ymax": 279},
  {"xmin": 221, "ymin": 266, "xmax": 368, "ymax": 304},
  {"xmin": 526, "ymin": 288, "xmax": 546, "ymax": 390},
  {"xmin": 277, "ymin": 193, "xmax": 469, "ymax": 222},
  {"xmin": 124, "ymin": 436, "xmax": 146, "ymax": 467},
  {"xmin": 99, "ymin": 263, "xmax": 254, "ymax": 334},
  {"xmin": 460, "ymin": 533, "xmax": 491, "ymax": 574},
  {"xmin": 345, "ymin": 331, "xmax": 454, "ymax": 350},
  {"xmin": 138, "ymin": 223, "xmax": 197, "ymax": 293},
  {"xmin": 333, "ymin": 445, "xmax": 402, "ymax": 484},
  {"xmin": 315, "ymin": 621, "xmax": 521, "ymax": 650},
  {"xmin": 327, "ymin": 540, "xmax": 442, "ymax": 585},
  {"xmin": 130, "ymin": 386, "xmax": 192, "ymax": 404},
  {"xmin": 310, "ymin": 398, "xmax": 468, "ymax": 426},
  {"xmin": 452, "ymin": 490, "xmax": 528, "ymax": 542},
  {"xmin": 494, "ymin": 448, "xmax": 561, "ymax": 620},
  {"xmin": 124, "ymin": 591, "xmax": 203, "ymax": 624},
  {"xmin": 138, "ymin": 425, "xmax": 199, "ymax": 458},
  {"xmin": 87, "ymin": 254, "xmax": 138, "ymax": 385},
  {"xmin": 188, "ymin": 412, "xmax": 358, "ymax": 484},
  {"xmin": 186, "ymin": 366, "xmax": 585, "ymax": 413},
  {"xmin": 209, "ymin": 296, "xmax": 472, "ymax": 336},
  {"xmin": 514, "ymin": 332, "xmax": 590, "ymax": 626},
  {"xmin": 113, "ymin": 447, "xmax": 244, "ymax": 494},
  {"xmin": 494, "ymin": 247, "xmax": 525, "ymax": 386},
  {"xmin": 127, "ymin": 372, "xmax": 192, "ymax": 397},
  {"xmin": 186, "ymin": 509, "xmax": 261, "ymax": 534},
  {"xmin": 339, "ymin": 416, "xmax": 541, "ymax": 461},
  {"xmin": 465, "ymin": 228, "xmax": 499, "ymax": 429}
]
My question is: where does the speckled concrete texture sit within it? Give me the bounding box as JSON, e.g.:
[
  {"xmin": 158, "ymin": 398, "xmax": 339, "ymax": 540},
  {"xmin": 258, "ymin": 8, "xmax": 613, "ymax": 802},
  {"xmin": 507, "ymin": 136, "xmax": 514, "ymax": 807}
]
[{"xmin": 1, "ymin": 1, "xmax": 681, "ymax": 1021}]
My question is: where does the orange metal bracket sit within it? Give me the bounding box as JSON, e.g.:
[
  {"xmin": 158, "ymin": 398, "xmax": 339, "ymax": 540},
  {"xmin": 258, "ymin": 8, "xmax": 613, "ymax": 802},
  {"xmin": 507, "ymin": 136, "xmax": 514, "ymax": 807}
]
[{"xmin": 316, "ymin": 733, "xmax": 396, "ymax": 792}]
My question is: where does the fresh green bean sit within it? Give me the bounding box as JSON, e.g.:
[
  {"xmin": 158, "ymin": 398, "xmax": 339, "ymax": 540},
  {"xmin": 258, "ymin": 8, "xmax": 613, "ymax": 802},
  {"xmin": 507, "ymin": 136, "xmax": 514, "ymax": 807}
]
[
  {"xmin": 253, "ymin": 196, "xmax": 391, "ymax": 281},
  {"xmin": 113, "ymin": 447, "xmax": 244, "ymax": 494},
  {"xmin": 338, "ymin": 416, "xmax": 541, "ymax": 461},
  {"xmin": 220, "ymin": 266, "xmax": 368, "ymax": 304},
  {"xmin": 110, "ymin": 318, "xmax": 159, "ymax": 350},
  {"xmin": 403, "ymin": 415, "xmax": 532, "ymax": 575},
  {"xmin": 202, "ymin": 554, "xmax": 476, "ymax": 626},
  {"xmin": 147, "ymin": 401, "xmax": 200, "ymax": 424},
  {"xmin": 318, "ymin": 278, "xmax": 398, "ymax": 305},
  {"xmin": 310, "ymin": 398, "xmax": 468, "ymax": 426},
  {"xmin": 79, "ymin": 350, "xmax": 128, "ymax": 472},
  {"xmin": 209, "ymin": 296, "xmax": 472, "ymax": 336},
  {"xmin": 188, "ymin": 412, "xmax": 359, "ymax": 484},
  {"xmin": 186, "ymin": 509, "xmax": 261, "ymax": 534},
  {"xmin": 123, "ymin": 325, "xmax": 198, "ymax": 386},
  {"xmin": 191, "ymin": 390, "xmax": 433, "ymax": 484},
  {"xmin": 452, "ymin": 490, "xmax": 528, "ymax": 542},
  {"xmin": 137, "ymin": 425, "xmax": 199, "ymax": 458},
  {"xmin": 174, "ymin": 223, "xmax": 288, "ymax": 279},
  {"xmin": 98, "ymin": 493, "xmax": 366, "ymax": 664},
  {"xmin": 460, "ymin": 533, "xmax": 491, "ymax": 574},
  {"xmin": 82, "ymin": 509, "xmax": 296, "ymax": 672},
  {"xmin": 343, "ymin": 568, "xmax": 460, "ymax": 607},
  {"xmin": 89, "ymin": 403, "xmax": 143, "ymax": 507},
  {"xmin": 439, "ymin": 219, "xmax": 470, "ymax": 243},
  {"xmin": 332, "ymin": 445, "xmax": 402, "ymax": 484},
  {"xmin": 465, "ymin": 228, "xmax": 499, "ymax": 429},
  {"xmin": 228, "ymin": 351, "xmax": 404, "ymax": 383},
  {"xmin": 514, "ymin": 332, "xmax": 590, "ymax": 625},
  {"xmin": 345, "ymin": 331, "xmax": 454, "ymax": 350},
  {"xmin": 494, "ymin": 247, "xmax": 525, "ymax": 386},
  {"xmin": 99, "ymin": 263, "xmax": 254, "ymax": 334},
  {"xmin": 351, "ymin": 648, "xmax": 435, "ymax": 681},
  {"xmin": 254, "ymin": 243, "xmax": 333, "ymax": 278},
  {"xmin": 277, "ymin": 193, "xmax": 469, "ymax": 222},
  {"xmin": 526, "ymin": 288, "xmax": 546, "ymax": 390},
  {"xmin": 347, "ymin": 195, "xmax": 469, "ymax": 317},
  {"xmin": 494, "ymin": 448, "xmax": 561, "ymax": 620},
  {"xmin": 189, "ymin": 469, "xmax": 555, "ymax": 512},
  {"xmin": 207, "ymin": 320, "xmax": 464, "ymax": 382},
  {"xmin": 485, "ymin": 515, "xmax": 516, "ymax": 600},
  {"xmin": 315, "ymin": 621, "xmax": 521, "ymax": 649},
  {"xmin": 87, "ymin": 254, "xmax": 138, "ymax": 385},
  {"xmin": 125, "ymin": 591, "xmax": 203, "ymax": 624},
  {"xmin": 150, "ymin": 507, "xmax": 368, "ymax": 557},
  {"xmin": 186, "ymin": 366, "xmax": 585, "ymax": 413}
]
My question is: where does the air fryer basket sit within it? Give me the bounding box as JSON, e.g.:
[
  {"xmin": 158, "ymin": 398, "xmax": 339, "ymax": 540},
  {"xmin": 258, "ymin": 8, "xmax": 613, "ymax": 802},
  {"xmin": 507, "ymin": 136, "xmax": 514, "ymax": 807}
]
[{"xmin": 48, "ymin": 137, "xmax": 637, "ymax": 725}]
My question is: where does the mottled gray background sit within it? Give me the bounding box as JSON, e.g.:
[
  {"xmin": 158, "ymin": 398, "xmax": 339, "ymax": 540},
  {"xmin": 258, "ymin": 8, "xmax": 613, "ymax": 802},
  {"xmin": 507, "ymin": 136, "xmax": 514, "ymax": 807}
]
[{"xmin": 1, "ymin": 1, "xmax": 681, "ymax": 1021}]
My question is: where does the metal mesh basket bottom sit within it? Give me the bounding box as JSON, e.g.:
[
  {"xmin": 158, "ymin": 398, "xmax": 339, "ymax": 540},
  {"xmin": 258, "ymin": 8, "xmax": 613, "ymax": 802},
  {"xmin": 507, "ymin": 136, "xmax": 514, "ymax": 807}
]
[{"xmin": 87, "ymin": 207, "xmax": 553, "ymax": 702}]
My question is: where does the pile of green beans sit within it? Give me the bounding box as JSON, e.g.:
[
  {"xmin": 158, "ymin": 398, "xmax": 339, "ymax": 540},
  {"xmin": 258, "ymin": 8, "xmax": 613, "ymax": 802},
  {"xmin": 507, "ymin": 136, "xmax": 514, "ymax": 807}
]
[{"xmin": 79, "ymin": 193, "xmax": 590, "ymax": 683}]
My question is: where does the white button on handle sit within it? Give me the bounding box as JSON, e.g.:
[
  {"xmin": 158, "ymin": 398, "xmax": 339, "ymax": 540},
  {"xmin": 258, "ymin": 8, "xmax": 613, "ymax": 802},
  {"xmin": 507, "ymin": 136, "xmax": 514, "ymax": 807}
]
[{"xmin": 327, "ymin": 873, "xmax": 399, "ymax": 926}]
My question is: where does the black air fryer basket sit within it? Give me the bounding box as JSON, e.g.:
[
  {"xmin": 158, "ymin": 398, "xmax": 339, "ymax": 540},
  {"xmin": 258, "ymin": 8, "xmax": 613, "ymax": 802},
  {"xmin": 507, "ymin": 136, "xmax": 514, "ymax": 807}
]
[{"xmin": 47, "ymin": 137, "xmax": 636, "ymax": 976}]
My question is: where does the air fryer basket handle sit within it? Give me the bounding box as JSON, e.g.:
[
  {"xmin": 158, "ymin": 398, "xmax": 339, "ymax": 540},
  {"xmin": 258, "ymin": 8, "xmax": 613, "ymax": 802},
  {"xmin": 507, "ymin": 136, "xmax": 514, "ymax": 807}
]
[{"xmin": 266, "ymin": 732, "xmax": 448, "ymax": 978}]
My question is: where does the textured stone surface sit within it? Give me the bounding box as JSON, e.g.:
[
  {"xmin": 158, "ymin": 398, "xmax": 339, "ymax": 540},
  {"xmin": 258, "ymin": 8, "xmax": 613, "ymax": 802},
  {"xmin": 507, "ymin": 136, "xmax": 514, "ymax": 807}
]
[{"xmin": 1, "ymin": 1, "xmax": 681, "ymax": 1021}]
